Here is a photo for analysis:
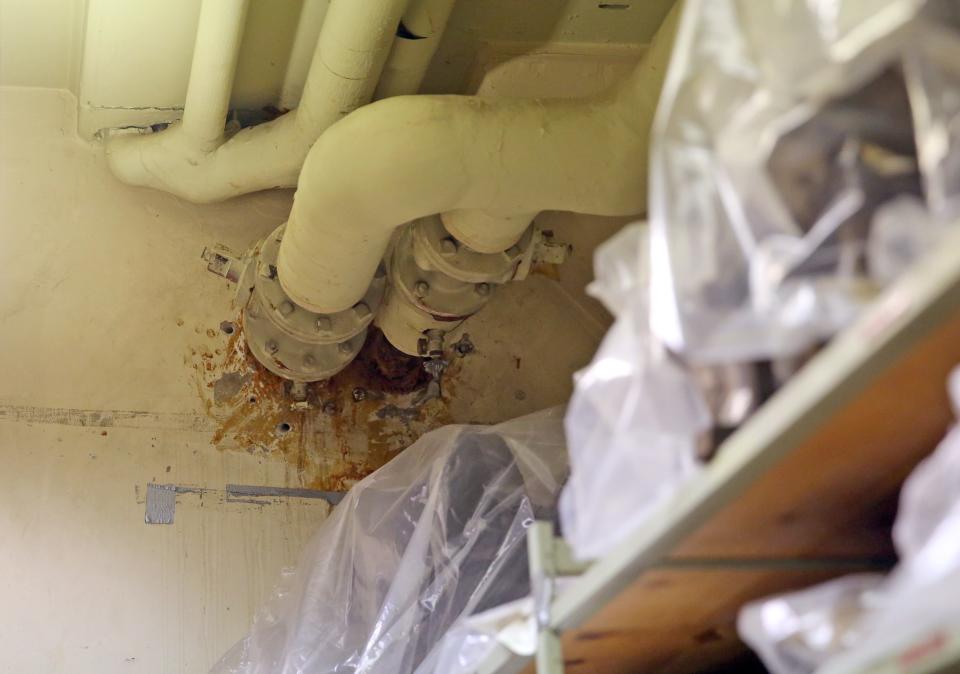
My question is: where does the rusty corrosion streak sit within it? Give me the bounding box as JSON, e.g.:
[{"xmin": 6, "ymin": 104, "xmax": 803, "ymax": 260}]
[{"xmin": 190, "ymin": 318, "xmax": 461, "ymax": 492}]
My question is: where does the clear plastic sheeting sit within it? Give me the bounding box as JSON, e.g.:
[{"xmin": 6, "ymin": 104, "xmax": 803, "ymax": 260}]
[
  {"xmin": 738, "ymin": 575, "xmax": 887, "ymax": 674},
  {"xmin": 648, "ymin": 0, "xmax": 960, "ymax": 363},
  {"xmin": 560, "ymin": 224, "xmax": 711, "ymax": 560},
  {"xmin": 210, "ymin": 409, "xmax": 567, "ymax": 674},
  {"xmin": 421, "ymin": 597, "xmax": 537, "ymax": 674},
  {"xmin": 738, "ymin": 366, "xmax": 960, "ymax": 674}
]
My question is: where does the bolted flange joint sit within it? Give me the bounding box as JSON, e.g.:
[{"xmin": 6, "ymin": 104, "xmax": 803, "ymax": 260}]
[{"xmin": 242, "ymin": 224, "xmax": 386, "ymax": 382}]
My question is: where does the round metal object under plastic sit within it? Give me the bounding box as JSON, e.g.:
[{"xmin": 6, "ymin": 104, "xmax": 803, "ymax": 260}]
[{"xmin": 243, "ymin": 224, "xmax": 386, "ymax": 382}]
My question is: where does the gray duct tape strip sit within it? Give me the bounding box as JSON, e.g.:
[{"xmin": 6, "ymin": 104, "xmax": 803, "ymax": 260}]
[
  {"xmin": 226, "ymin": 483, "xmax": 345, "ymax": 505},
  {"xmin": 144, "ymin": 482, "xmax": 345, "ymax": 525},
  {"xmin": 145, "ymin": 483, "xmax": 178, "ymax": 524}
]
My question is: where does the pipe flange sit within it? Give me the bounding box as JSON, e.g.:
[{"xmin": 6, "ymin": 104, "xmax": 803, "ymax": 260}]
[
  {"xmin": 391, "ymin": 226, "xmax": 493, "ymax": 319},
  {"xmin": 252, "ymin": 224, "xmax": 385, "ymax": 343},
  {"xmin": 412, "ymin": 215, "xmax": 533, "ymax": 284},
  {"xmin": 245, "ymin": 310, "xmax": 367, "ymax": 382},
  {"xmin": 242, "ymin": 224, "xmax": 385, "ymax": 381}
]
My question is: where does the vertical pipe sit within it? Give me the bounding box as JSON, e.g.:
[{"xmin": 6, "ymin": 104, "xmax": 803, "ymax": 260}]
[
  {"xmin": 294, "ymin": 0, "xmax": 412, "ymax": 133},
  {"xmin": 374, "ymin": 0, "xmax": 458, "ymax": 98},
  {"xmin": 180, "ymin": 0, "xmax": 250, "ymax": 151},
  {"xmin": 279, "ymin": 0, "xmax": 331, "ymax": 110}
]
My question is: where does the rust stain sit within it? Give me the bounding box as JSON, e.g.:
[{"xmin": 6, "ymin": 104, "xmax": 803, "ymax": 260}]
[
  {"xmin": 531, "ymin": 261, "xmax": 562, "ymax": 280},
  {"xmin": 189, "ymin": 318, "xmax": 459, "ymax": 492}
]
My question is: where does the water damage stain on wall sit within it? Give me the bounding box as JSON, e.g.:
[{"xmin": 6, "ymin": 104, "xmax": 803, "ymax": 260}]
[{"xmin": 188, "ymin": 319, "xmax": 461, "ymax": 492}]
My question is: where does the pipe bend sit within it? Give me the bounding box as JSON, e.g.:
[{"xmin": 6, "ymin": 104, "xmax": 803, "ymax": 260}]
[
  {"xmin": 278, "ymin": 1, "xmax": 683, "ymax": 315},
  {"xmin": 277, "ymin": 92, "xmax": 648, "ymax": 314}
]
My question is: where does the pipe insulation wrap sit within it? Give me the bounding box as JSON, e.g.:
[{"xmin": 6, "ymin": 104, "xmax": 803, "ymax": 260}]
[
  {"xmin": 106, "ymin": 0, "xmax": 411, "ymax": 203},
  {"xmin": 278, "ymin": 2, "xmax": 683, "ymax": 315},
  {"xmin": 279, "ymin": 0, "xmax": 330, "ymax": 110},
  {"xmin": 374, "ymin": 0, "xmax": 459, "ymax": 99}
]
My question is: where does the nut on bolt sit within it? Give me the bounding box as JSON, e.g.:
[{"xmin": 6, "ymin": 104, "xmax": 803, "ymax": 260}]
[
  {"xmin": 279, "ymin": 300, "xmax": 295, "ymax": 316},
  {"xmin": 352, "ymin": 387, "xmax": 367, "ymax": 401},
  {"xmin": 316, "ymin": 316, "xmax": 332, "ymax": 331},
  {"xmin": 265, "ymin": 339, "xmax": 279, "ymax": 355},
  {"xmin": 440, "ymin": 238, "xmax": 458, "ymax": 256},
  {"xmin": 454, "ymin": 334, "xmax": 475, "ymax": 356},
  {"xmin": 338, "ymin": 341, "xmax": 353, "ymax": 354},
  {"xmin": 354, "ymin": 301, "xmax": 371, "ymax": 318},
  {"xmin": 474, "ymin": 282, "xmax": 491, "ymax": 296},
  {"xmin": 414, "ymin": 280, "xmax": 430, "ymax": 299}
]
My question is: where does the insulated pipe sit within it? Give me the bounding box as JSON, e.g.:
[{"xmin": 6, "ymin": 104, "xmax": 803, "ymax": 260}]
[
  {"xmin": 106, "ymin": 0, "xmax": 410, "ymax": 203},
  {"xmin": 181, "ymin": 0, "xmax": 250, "ymax": 151},
  {"xmin": 373, "ymin": 0, "xmax": 458, "ymax": 99},
  {"xmin": 279, "ymin": 0, "xmax": 330, "ymax": 110},
  {"xmin": 277, "ymin": 2, "xmax": 683, "ymax": 314}
]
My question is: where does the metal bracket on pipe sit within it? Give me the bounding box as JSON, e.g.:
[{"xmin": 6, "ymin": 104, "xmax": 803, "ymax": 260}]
[
  {"xmin": 415, "ymin": 329, "xmax": 447, "ymax": 405},
  {"xmin": 527, "ymin": 522, "xmax": 592, "ymax": 674}
]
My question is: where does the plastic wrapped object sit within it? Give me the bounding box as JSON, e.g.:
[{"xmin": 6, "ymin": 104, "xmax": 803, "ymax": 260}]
[
  {"xmin": 739, "ymin": 366, "xmax": 960, "ymax": 674},
  {"xmin": 738, "ymin": 575, "xmax": 887, "ymax": 674},
  {"xmin": 648, "ymin": 0, "xmax": 960, "ymax": 363},
  {"xmin": 560, "ymin": 224, "xmax": 711, "ymax": 560},
  {"xmin": 210, "ymin": 408, "xmax": 567, "ymax": 674}
]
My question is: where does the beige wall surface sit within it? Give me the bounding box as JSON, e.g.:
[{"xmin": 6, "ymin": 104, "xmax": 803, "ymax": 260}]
[{"xmin": 0, "ymin": 0, "xmax": 87, "ymax": 90}]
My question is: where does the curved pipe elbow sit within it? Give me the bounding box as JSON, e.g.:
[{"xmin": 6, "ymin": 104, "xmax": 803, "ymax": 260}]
[
  {"xmin": 277, "ymin": 93, "xmax": 650, "ymax": 313},
  {"xmin": 277, "ymin": 0, "xmax": 682, "ymax": 315},
  {"xmin": 105, "ymin": 115, "xmax": 309, "ymax": 204}
]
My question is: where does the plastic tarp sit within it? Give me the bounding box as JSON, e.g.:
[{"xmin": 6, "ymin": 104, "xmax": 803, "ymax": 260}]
[
  {"xmin": 210, "ymin": 408, "xmax": 568, "ymax": 674},
  {"xmin": 560, "ymin": 224, "xmax": 711, "ymax": 560},
  {"xmin": 648, "ymin": 0, "xmax": 960, "ymax": 363},
  {"xmin": 739, "ymin": 366, "xmax": 960, "ymax": 674}
]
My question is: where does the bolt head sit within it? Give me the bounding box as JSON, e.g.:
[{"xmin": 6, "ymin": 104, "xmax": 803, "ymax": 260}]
[
  {"xmin": 440, "ymin": 238, "xmax": 458, "ymax": 256},
  {"xmin": 354, "ymin": 301, "xmax": 371, "ymax": 318},
  {"xmin": 279, "ymin": 301, "xmax": 295, "ymax": 316},
  {"xmin": 338, "ymin": 341, "xmax": 353, "ymax": 354},
  {"xmin": 414, "ymin": 281, "xmax": 430, "ymax": 298},
  {"xmin": 265, "ymin": 340, "xmax": 279, "ymax": 354},
  {"xmin": 352, "ymin": 387, "xmax": 367, "ymax": 401},
  {"xmin": 315, "ymin": 316, "xmax": 332, "ymax": 331},
  {"xmin": 303, "ymin": 353, "xmax": 317, "ymax": 368},
  {"xmin": 475, "ymin": 282, "xmax": 491, "ymax": 296}
]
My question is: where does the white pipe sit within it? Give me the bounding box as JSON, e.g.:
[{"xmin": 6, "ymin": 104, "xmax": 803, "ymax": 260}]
[
  {"xmin": 439, "ymin": 209, "xmax": 537, "ymax": 254},
  {"xmin": 106, "ymin": 0, "xmax": 410, "ymax": 203},
  {"xmin": 373, "ymin": 0, "xmax": 458, "ymax": 99},
  {"xmin": 181, "ymin": 0, "xmax": 250, "ymax": 151},
  {"xmin": 277, "ymin": 2, "xmax": 683, "ymax": 314},
  {"xmin": 279, "ymin": 0, "xmax": 330, "ymax": 110}
]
